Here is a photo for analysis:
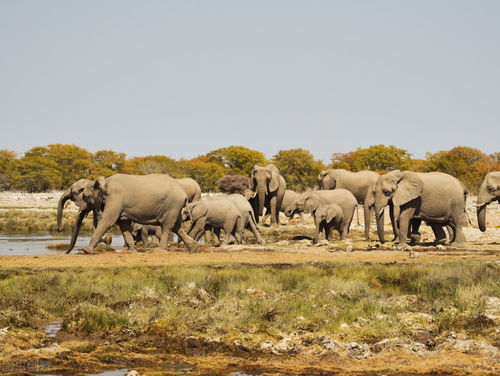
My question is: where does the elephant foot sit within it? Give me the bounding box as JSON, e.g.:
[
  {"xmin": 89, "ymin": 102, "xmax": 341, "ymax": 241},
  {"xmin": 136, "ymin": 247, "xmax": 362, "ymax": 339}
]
[
  {"xmin": 434, "ymin": 238, "xmax": 447, "ymax": 246},
  {"xmin": 101, "ymin": 236, "xmax": 112, "ymax": 245},
  {"xmin": 449, "ymin": 241, "xmax": 465, "ymax": 248},
  {"xmin": 81, "ymin": 246, "xmax": 96, "ymax": 255},
  {"xmin": 189, "ymin": 243, "xmax": 200, "ymax": 253},
  {"xmin": 394, "ymin": 243, "xmax": 411, "ymax": 251},
  {"xmin": 257, "ymin": 238, "xmax": 266, "ymax": 245}
]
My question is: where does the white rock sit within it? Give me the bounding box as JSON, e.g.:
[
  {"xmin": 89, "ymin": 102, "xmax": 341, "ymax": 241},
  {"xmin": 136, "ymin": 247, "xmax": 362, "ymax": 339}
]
[
  {"xmin": 126, "ymin": 371, "xmax": 139, "ymax": 376},
  {"xmin": 275, "ymin": 240, "xmax": 289, "ymax": 246}
]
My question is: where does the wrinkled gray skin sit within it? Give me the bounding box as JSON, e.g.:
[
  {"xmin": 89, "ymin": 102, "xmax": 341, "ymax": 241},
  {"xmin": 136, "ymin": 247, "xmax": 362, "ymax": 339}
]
[
  {"xmin": 57, "ymin": 178, "xmax": 105, "ymax": 254},
  {"xmin": 226, "ymin": 194, "xmax": 265, "ymax": 244},
  {"xmin": 81, "ymin": 174, "xmax": 198, "ymax": 253},
  {"xmin": 318, "ymin": 169, "xmax": 380, "ymax": 240},
  {"xmin": 373, "ymin": 171, "xmax": 466, "ymax": 247},
  {"xmin": 131, "ymin": 223, "xmax": 161, "ymax": 245},
  {"xmin": 183, "ymin": 199, "xmax": 243, "ymax": 245},
  {"xmin": 250, "ymin": 164, "xmax": 286, "ymax": 226},
  {"xmin": 285, "ymin": 189, "xmax": 357, "ymax": 239},
  {"xmin": 476, "ymin": 171, "xmax": 500, "ymax": 232},
  {"xmin": 313, "ymin": 204, "xmax": 345, "ymax": 243},
  {"xmin": 261, "ymin": 190, "xmax": 305, "ymax": 225}
]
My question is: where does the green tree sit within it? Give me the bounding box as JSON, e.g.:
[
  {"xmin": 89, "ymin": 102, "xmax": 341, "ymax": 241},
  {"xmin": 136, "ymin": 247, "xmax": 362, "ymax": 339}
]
[
  {"xmin": 12, "ymin": 147, "xmax": 62, "ymax": 192},
  {"xmin": 180, "ymin": 156, "xmax": 226, "ymax": 191},
  {"xmin": 44, "ymin": 144, "xmax": 93, "ymax": 188},
  {"xmin": 90, "ymin": 150, "xmax": 127, "ymax": 177},
  {"xmin": 272, "ymin": 148, "xmax": 324, "ymax": 191},
  {"xmin": 0, "ymin": 150, "xmax": 17, "ymax": 190},
  {"xmin": 331, "ymin": 145, "xmax": 412, "ymax": 173},
  {"xmin": 425, "ymin": 146, "xmax": 499, "ymax": 193},
  {"xmin": 126, "ymin": 155, "xmax": 183, "ymax": 177},
  {"xmin": 206, "ymin": 146, "xmax": 267, "ymax": 175}
]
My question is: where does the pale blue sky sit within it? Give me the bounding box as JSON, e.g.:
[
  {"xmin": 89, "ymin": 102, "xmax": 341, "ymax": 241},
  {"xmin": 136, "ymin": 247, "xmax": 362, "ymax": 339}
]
[{"xmin": 1, "ymin": 0, "xmax": 499, "ymax": 162}]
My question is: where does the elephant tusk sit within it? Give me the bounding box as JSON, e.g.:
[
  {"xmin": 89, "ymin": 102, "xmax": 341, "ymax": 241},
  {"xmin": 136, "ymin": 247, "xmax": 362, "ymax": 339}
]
[{"xmin": 473, "ymin": 203, "xmax": 486, "ymax": 207}]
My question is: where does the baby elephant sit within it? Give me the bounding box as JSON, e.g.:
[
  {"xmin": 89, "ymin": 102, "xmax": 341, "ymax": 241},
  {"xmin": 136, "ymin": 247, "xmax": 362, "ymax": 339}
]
[
  {"xmin": 313, "ymin": 204, "xmax": 346, "ymax": 243},
  {"xmin": 184, "ymin": 199, "xmax": 243, "ymax": 245},
  {"xmin": 131, "ymin": 223, "xmax": 161, "ymax": 246}
]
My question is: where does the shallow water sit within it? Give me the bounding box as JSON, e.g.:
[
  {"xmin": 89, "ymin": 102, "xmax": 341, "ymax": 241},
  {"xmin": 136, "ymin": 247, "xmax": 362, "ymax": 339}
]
[
  {"xmin": 0, "ymin": 232, "xmax": 119, "ymax": 256},
  {"xmin": 44, "ymin": 321, "xmax": 63, "ymax": 338}
]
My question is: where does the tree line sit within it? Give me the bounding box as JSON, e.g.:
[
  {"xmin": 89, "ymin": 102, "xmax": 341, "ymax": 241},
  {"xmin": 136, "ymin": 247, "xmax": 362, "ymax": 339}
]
[{"xmin": 0, "ymin": 144, "xmax": 498, "ymax": 193}]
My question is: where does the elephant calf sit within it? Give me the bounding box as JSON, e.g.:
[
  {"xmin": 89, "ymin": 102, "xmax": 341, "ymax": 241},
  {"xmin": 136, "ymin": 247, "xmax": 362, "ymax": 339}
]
[
  {"xmin": 131, "ymin": 223, "xmax": 161, "ymax": 246},
  {"xmin": 184, "ymin": 199, "xmax": 243, "ymax": 245},
  {"xmin": 313, "ymin": 204, "xmax": 345, "ymax": 243}
]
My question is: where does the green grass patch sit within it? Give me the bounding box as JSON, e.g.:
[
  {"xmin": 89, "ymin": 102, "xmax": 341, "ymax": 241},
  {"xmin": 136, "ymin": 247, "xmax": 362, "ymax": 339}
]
[{"xmin": 0, "ymin": 262, "xmax": 498, "ymax": 340}]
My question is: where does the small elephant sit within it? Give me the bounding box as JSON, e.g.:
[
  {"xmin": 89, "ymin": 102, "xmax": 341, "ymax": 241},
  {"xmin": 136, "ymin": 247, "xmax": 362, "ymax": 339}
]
[
  {"xmin": 131, "ymin": 223, "xmax": 161, "ymax": 245},
  {"xmin": 476, "ymin": 171, "xmax": 500, "ymax": 232},
  {"xmin": 285, "ymin": 189, "xmax": 357, "ymax": 239},
  {"xmin": 250, "ymin": 164, "xmax": 286, "ymax": 226},
  {"xmin": 318, "ymin": 169, "xmax": 380, "ymax": 239},
  {"xmin": 373, "ymin": 171, "xmax": 466, "ymax": 247},
  {"xmin": 313, "ymin": 204, "xmax": 345, "ymax": 243},
  {"xmin": 259, "ymin": 189, "xmax": 306, "ymax": 225},
  {"xmin": 225, "ymin": 194, "xmax": 265, "ymax": 244},
  {"xmin": 184, "ymin": 199, "xmax": 243, "ymax": 245}
]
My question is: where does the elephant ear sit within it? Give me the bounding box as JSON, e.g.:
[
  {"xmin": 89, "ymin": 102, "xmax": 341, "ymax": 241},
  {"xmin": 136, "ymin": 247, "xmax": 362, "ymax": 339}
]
[
  {"xmin": 94, "ymin": 176, "xmax": 106, "ymax": 192},
  {"xmin": 364, "ymin": 182, "xmax": 376, "ymax": 207},
  {"xmin": 326, "ymin": 206, "xmax": 339, "ymax": 223},
  {"xmin": 392, "ymin": 172, "xmax": 423, "ymax": 207},
  {"xmin": 325, "ymin": 171, "xmax": 337, "ymax": 189},
  {"xmin": 249, "ymin": 166, "xmax": 258, "ymax": 190},
  {"xmin": 189, "ymin": 202, "xmax": 208, "ymax": 222},
  {"xmin": 304, "ymin": 196, "xmax": 319, "ymax": 213},
  {"xmin": 268, "ymin": 170, "xmax": 280, "ymax": 192}
]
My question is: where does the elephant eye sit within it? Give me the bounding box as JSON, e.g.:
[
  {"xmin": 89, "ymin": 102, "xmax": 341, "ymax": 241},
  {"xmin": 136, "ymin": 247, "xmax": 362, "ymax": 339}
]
[
  {"xmin": 383, "ymin": 189, "xmax": 392, "ymax": 196},
  {"xmin": 488, "ymin": 186, "xmax": 496, "ymax": 193}
]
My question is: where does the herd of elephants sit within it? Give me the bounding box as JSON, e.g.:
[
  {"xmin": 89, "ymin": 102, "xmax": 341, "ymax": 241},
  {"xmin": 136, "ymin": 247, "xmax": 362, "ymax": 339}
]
[{"xmin": 56, "ymin": 165, "xmax": 500, "ymax": 254}]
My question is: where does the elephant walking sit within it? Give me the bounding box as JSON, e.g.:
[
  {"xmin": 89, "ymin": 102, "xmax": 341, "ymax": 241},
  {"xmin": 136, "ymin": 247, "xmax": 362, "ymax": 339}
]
[
  {"xmin": 80, "ymin": 174, "xmax": 198, "ymax": 253},
  {"xmin": 476, "ymin": 171, "xmax": 500, "ymax": 232},
  {"xmin": 250, "ymin": 164, "xmax": 286, "ymax": 226},
  {"xmin": 318, "ymin": 169, "xmax": 380, "ymax": 240},
  {"xmin": 373, "ymin": 171, "xmax": 466, "ymax": 248},
  {"xmin": 57, "ymin": 178, "xmax": 106, "ymax": 253},
  {"xmin": 313, "ymin": 204, "xmax": 345, "ymax": 243},
  {"xmin": 285, "ymin": 189, "xmax": 357, "ymax": 240}
]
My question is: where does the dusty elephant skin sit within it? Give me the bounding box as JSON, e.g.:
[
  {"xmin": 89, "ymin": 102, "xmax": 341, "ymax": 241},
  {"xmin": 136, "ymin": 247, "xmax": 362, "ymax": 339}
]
[
  {"xmin": 250, "ymin": 164, "xmax": 286, "ymax": 226},
  {"xmin": 476, "ymin": 171, "xmax": 500, "ymax": 232}
]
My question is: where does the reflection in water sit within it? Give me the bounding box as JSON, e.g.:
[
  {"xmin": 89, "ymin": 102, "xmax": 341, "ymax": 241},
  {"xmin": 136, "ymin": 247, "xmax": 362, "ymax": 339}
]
[
  {"xmin": 87, "ymin": 369, "xmax": 129, "ymax": 376},
  {"xmin": 44, "ymin": 321, "xmax": 63, "ymax": 338}
]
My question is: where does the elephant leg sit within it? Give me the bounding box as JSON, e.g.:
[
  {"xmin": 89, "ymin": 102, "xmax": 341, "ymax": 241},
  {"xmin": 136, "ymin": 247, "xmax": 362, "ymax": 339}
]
[
  {"xmin": 430, "ymin": 223, "xmax": 447, "ymax": 245},
  {"xmin": 409, "ymin": 219, "xmax": 421, "ymax": 245},
  {"xmin": 118, "ymin": 220, "xmax": 136, "ymax": 252},
  {"xmin": 269, "ymin": 195, "xmax": 279, "ymax": 226},
  {"xmin": 363, "ymin": 203, "xmax": 371, "ymax": 240},
  {"xmin": 449, "ymin": 217, "xmax": 465, "ymax": 247},
  {"xmin": 446, "ymin": 225, "xmax": 454, "ymax": 243},
  {"xmin": 172, "ymin": 216, "xmax": 199, "ymax": 252},
  {"xmin": 397, "ymin": 210, "xmax": 412, "ymax": 247},
  {"xmin": 84, "ymin": 203, "xmax": 121, "ymax": 254},
  {"xmin": 262, "ymin": 210, "xmax": 270, "ymax": 226},
  {"xmin": 389, "ymin": 202, "xmax": 399, "ymax": 242},
  {"xmin": 299, "ymin": 212, "xmax": 306, "ymax": 225},
  {"xmin": 356, "ymin": 205, "xmax": 360, "ymax": 226},
  {"xmin": 140, "ymin": 227, "xmax": 149, "ymax": 245},
  {"xmin": 222, "ymin": 222, "xmax": 235, "ymax": 245},
  {"xmin": 213, "ymin": 227, "xmax": 221, "ymax": 246},
  {"xmin": 325, "ymin": 224, "xmax": 333, "ymax": 241},
  {"xmin": 248, "ymin": 216, "xmax": 264, "ymax": 244}
]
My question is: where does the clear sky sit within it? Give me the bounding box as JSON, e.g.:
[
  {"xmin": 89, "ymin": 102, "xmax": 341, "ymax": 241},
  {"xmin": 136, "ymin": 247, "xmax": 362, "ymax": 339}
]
[{"xmin": 1, "ymin": 0, "xmax": 499, "ymax": 162}]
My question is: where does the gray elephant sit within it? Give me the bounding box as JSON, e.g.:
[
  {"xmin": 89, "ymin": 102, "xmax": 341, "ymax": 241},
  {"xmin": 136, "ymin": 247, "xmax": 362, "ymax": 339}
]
[
  {"xmin": 79, "ymin": 174, "xmax": 198, "ymax": 253},
  {"xmin": 318, "ymin": 169, "xmax": 380, "ymax": 240},
  {"xmin": 131, "ymin": 223, "xmax": 161, "ymax": 245},
  {"xmin": 250, "ymin": 164, "xmax": 286, "ymax": 226},
  {"xmin": 373, "ymin": 171, "xmax": 466, "ymax": 247},
  {"xmin": 313, "ymin": 204, "xmax": 345, "ymax": 243},
  {"xmin": 184, "ymin": 199, "xmax": 243, "ymax": 245},
  {"xmin": 476, "ymin": 171, "xmax": 500, "ymax": 232},
  {"xmin": 57, "ymin": 178, "xmax": 107, "ymax": 253},
  {"xmin": 261, "ymin": 189, "xmax": 306, "ymax": 225},
  {"xmin": 285, "ymin": 189, "xmax": 357, "ymax": 239},
  {"xmin": 226, "ymin": 194, "xmax": 265, "ymax": 244},
  {"xmin": 176, "ymin": 178, "xmax": 202, "ymax": 203}
]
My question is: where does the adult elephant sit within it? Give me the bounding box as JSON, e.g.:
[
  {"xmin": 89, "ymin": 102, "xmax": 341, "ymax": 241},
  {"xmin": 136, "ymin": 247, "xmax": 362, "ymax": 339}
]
[
  {"xmin": 317, "ymin": 169, "xmax": 380, "ymax": 240},
  {"xmin": 250, "ymin": 164, "xmax": 286, "ymax": 226},
  {"xmin": 373, "ymin": 171, "xmax": 466, "ymax": 248},
  {"xmin": 284, "ymin": 189, "xmax": 357, "ymax": 240},
  {"xmin": 476, "ymin": 171, "xmax": 500, "ymax": 232},
  {"xmin": 57, "ymin": 178, "xmax": 107, "ymax": 253},
  {"xmin": 78, "ymin": 174, "xmax": 198, "ymax": 254}
]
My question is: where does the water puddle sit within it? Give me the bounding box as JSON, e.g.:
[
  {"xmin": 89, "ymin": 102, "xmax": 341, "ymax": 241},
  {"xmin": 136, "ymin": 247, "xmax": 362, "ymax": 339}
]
[
  {"xmin": 44, "ymin": 321, "xmax": 62, "ymax": 338},
  {"xmin": 0, "ymin": 232, "xmax": 118, "ymax": 255},
  {"xmin": 87, "ymin": 369, "xmax": 129, "ymax": 376}
]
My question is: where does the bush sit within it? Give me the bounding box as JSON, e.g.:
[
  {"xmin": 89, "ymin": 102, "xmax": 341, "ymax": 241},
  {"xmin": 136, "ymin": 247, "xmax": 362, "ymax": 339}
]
[
  {"xmin": 217, "ymin": 175, "xmax": 250, "ymax": 194},
  {"xmin": 62, "ymin": 302, "xmax": 129, "ymax": 333},
  {"xmin": 272, "ymin": 149, "xmax": 325, "ymax": 191}
]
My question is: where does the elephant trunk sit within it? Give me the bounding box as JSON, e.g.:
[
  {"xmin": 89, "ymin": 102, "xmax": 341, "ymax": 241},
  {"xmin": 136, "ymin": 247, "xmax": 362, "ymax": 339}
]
[
  {"xmin": 66, "ymin": 210, "xmax": 87, "ymax": 254},
  {"xmin": 376, "ymin": 209, "xmax": 386, "ymax": 243},
  {"xmin": 477, "ymin": 204, "xmax": 487, "ymax": 232},
  {"xmin": 57, "ymin": 189, "xmax": 71, "ymax": 232},
  {"xmin": 257, "ymin": 186, "xmax": 266, "ymax": 217}
]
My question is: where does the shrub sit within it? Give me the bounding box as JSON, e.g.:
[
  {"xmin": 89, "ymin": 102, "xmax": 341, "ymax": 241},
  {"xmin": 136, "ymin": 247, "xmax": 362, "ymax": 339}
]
[{"xmin": 217, "ymin": 175, "xmax": 250, "ymax": 194}]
